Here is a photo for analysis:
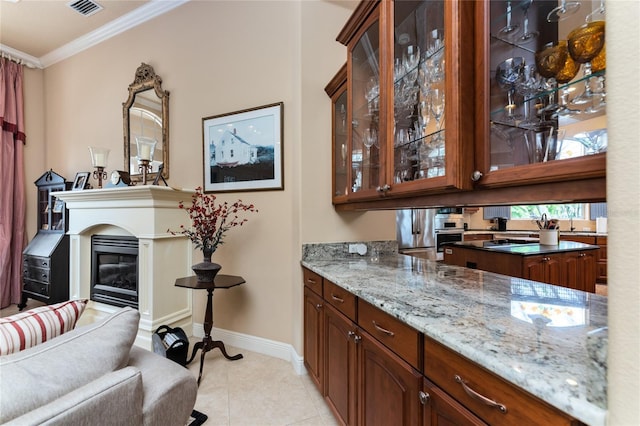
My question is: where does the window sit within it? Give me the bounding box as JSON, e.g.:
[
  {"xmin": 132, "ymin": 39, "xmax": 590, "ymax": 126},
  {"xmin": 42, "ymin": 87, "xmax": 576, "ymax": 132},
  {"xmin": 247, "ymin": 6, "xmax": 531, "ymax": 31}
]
[{"xmin": 510, "ymin": 204, "xmax": 584, "ymax": 220}]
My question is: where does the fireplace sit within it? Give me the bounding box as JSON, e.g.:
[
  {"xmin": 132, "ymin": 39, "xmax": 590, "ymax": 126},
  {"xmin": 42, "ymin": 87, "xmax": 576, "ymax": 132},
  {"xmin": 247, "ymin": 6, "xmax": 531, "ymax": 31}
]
[
  {"xmin": 56, "ymin": 186, "xmax": 195, "ymax": 350},
  {"xmin": 91, "ymin": 235, "xmax": 139, "ymax": 309}
]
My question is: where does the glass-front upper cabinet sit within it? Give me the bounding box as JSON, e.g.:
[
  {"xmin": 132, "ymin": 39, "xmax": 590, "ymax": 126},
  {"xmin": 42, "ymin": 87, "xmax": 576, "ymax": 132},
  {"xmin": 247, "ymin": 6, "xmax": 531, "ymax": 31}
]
[
  {"xmin": 336, "ymin": 0, "xmax": 475, "ymax": 203},
  {"xmin": 349, "ymin": 7, "xmax": 382, "ymax": 198},
  {"xmin": 325, "ymin": 64, "xmax": 349, "ymax": 203},
  {"xmin": 475, "ymin": 0, "xmax": 606, "ymax": 188}
]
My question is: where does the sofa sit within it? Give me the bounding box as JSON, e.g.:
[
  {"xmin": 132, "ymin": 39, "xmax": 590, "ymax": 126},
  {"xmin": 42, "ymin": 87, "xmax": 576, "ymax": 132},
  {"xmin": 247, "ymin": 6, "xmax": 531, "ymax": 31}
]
[{"xmin": 0, "ymin": 306, "xmax": 198, "ymax": 425}]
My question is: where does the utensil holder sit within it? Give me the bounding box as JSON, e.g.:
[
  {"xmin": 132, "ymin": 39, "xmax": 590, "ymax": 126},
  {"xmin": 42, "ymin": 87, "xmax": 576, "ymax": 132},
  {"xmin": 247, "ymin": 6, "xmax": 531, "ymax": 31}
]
[{"xmin": 539, "ymin": 229, "xmax": 558, "ymax": 245}]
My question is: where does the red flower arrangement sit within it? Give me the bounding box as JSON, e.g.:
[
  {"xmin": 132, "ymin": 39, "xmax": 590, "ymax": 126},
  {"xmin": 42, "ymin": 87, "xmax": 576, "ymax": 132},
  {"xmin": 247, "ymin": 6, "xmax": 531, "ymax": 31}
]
[{"xmin": 168, "ymin": 187, "xmax": 258, "ymax": 255}]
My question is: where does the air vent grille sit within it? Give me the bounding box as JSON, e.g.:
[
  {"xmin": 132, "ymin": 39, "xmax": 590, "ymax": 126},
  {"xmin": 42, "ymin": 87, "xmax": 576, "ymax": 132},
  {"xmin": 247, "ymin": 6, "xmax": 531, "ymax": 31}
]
[{"xmin": 67, "ymin": 0, "xmax": 103, "ymax": 17}]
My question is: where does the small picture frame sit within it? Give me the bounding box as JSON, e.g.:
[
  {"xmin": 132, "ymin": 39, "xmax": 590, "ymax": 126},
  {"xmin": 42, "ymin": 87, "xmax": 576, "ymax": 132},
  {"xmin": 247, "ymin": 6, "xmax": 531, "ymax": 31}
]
[
  {"xmin": 202, "ymin": 102, "xmax": 283, "ymax": 193},
  {"xmin": 72, "ymin": 172, "xmax": 91, "ymax": 191}
]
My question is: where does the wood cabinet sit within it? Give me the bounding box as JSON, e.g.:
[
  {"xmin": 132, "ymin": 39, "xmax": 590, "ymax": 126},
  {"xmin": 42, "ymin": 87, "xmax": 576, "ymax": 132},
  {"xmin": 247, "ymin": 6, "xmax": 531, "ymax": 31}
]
[
  {"xmin": 330, "ymin": 0, "xmax": 475, "ymax": 205},
  {"xmin": 327, "ymin": 0, "xmax": 606, "ymax": 210},
  {"xmin": 424, "ymin": 337, "xmax": 576, "ymax": 426},
  {"xmin": 359, "ymin": 329, "xmax": 422, "ymax": 426},
  {"xmin": 421, "ymin": 378, "xmax": 487, "ymax": 426},
  {"xmin": 303, "ymin": 269, "xmax": 324, "ymax": 391},
  {"xmin": 443, "ymin": 244, "xmax": 597, "ymax": 293},
  {"xmin": 462, "ymin": 233, "xmax": 493, "ymax": 242},
  {"xmin": 561, "ymin": 234, "xmax": 607, "ymax": 284},
  {"xmin": 20, "ymin": 170, "xmax": 71, "ymax": 309},
  {"xmin": 302, "ymin": 267, "xmax": 580, "ymax": 425}
]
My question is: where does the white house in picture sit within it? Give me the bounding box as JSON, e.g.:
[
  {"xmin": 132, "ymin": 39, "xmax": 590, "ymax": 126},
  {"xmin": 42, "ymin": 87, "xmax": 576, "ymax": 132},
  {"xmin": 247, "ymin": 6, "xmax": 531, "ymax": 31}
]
[{"xmin": 210, "ymin": 129, "xmax": 258, "ymax": 167}]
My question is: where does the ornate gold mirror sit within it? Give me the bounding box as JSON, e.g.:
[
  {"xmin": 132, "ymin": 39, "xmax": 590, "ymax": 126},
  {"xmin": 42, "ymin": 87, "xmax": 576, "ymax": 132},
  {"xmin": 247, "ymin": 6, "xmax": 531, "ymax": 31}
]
[{"xmin": 123, "ymin": 63, "xmax": 169, "ymax": 183}]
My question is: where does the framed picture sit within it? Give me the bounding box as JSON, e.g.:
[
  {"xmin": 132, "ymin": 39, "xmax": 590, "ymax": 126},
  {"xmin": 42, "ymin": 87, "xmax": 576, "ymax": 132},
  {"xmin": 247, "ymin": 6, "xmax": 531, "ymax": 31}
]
[
  {"xmin": 202, "ymin": 102, "xmax": 283, "ymax": 193},
  {"xmin": 72, "ymin": 172, "xmax": 90, "ymax": 191}
]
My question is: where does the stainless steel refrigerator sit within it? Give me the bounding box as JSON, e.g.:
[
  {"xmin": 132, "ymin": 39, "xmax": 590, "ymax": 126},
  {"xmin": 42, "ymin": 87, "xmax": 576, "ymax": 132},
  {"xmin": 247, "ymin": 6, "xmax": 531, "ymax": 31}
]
[{"xmin": 396, "ymin": 209, "xmax": 438, "ymax": 259}]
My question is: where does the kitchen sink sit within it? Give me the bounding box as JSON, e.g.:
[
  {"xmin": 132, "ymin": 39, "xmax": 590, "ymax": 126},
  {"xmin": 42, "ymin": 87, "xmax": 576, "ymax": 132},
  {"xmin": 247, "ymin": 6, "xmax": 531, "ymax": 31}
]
[{"xmin": 482, "ymin": 238, "xmax": 535, "ymax": 247}]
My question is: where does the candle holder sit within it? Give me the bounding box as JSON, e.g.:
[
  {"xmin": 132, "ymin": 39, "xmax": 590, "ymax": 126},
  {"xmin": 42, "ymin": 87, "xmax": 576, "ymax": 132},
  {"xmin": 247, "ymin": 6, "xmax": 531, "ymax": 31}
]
[
  {"xmin": 139, "ymin": 159, "xmax": 151, "ymax": 185},
  {"xmin": 136, "ymin": 137, "xmax": 157, "ymax": 185},
  {"xmin": 88, "ymin": 147, "xmax": 110, "ymax": 188}
]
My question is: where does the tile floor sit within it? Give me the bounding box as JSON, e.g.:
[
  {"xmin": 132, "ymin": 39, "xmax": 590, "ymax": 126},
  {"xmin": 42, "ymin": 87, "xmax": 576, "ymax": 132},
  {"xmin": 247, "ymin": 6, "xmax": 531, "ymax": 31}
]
[{"xmin": 189, "ymin": 344, "xmax": 338, "ymax": 426}]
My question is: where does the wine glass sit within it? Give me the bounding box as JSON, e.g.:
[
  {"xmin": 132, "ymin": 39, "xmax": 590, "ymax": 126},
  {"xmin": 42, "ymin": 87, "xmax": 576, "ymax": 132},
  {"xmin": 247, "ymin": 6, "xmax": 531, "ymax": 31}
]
[
  {"xmin": 568, "ymin": 21, "xmax": 605, "ymax": 107},
  {"xmin": 497, "ymin": 0, "xmax": 521, "ymax": 40},
  {"xmin": 585, "ymin": 0, "xmax": 605, "ymax": 23},
  {"xmin": 363, "ymin": 128, "xmax": 377, "ymax": 158},
  {"xmin": 495, "ymin": 57, "xmax": 525, "ymax": 122},
  {"xmin": 547, "ymin": 0, "xmax": 580, "ymax": 23},
  {"xmin": 430, "ymin": 86, "xmax": 445, "ymax": 138},
  {"xmin": 516, "ymin": 0, "xmax": 539, "ymax": 45},
  {"xmin": 573, "ymin": 129, "xmax": 607, "ymax": 154},
  {"xmin": 587, "ymin": 44, "xmax": 606, "ymax": 113},
  {"xmin": 515, "ymin": 64, "xmax": 542, "ymax": 127},
  {"xmin": 365, "ymin": 76, "xmax": 379, "ymax": 115},
  {"xmin": 535, "ymin": 42, "xmax": 567, "ymax": 117},
  {"xmin": 553, "ymin": 40, "xmax": 581, "ymax": 117},
  {"xmin": 403, "ymin": 45, "xmax": 420, "ymax": 83}
]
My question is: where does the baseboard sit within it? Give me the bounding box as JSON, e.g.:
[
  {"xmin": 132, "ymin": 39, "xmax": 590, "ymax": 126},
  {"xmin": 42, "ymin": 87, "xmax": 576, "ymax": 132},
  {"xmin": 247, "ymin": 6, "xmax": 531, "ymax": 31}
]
[{"xmin": 192, "ymin": 323, "xmax": 306, "ymax": 376}]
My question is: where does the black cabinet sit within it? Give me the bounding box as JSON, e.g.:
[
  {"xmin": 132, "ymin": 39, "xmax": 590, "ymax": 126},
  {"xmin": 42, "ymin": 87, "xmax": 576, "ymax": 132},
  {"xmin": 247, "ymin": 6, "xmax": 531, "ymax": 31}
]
[{"xmin": 20, "ymin": 170, "xmax": 71, "ymax": 309}]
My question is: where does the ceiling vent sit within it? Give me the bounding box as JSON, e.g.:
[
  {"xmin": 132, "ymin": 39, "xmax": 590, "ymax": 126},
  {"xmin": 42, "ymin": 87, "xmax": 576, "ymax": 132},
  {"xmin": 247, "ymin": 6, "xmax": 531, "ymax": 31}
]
[{"xmin": 67, "ymin": 0, "xmax": 103, "ymax": 17}]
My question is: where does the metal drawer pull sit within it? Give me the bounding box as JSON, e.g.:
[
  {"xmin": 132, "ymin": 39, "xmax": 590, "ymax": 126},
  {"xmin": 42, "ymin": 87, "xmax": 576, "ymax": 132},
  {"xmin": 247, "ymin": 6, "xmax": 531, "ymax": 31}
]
[
  {"xmin": 306, "ymin": 278, "xmax": 317, "ymax": 284},
  {"xmin": 372, "ymin": 321, "xmax": 395, "ymax": 337},
  {"xmin": 454, "ymin": 375, "xmax": 507, "ymax": 413},
  {"xmin": 331, "ymin": 293, "xmax": 344, "ymax": 303},
  {"xmin": 418, "ymin": 390, "xmax": 430, "ymax": 405},
  {"xmin": 315, "ymin": 303, "xmax": 323, "ymax": 310}
]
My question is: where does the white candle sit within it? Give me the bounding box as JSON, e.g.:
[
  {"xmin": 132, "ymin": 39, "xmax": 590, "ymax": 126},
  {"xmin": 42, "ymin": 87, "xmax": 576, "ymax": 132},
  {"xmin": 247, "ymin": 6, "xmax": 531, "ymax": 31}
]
[
  {"xmin": 139, "ymin": 144, "xmax": 151, "ymax": 161},
  {"xmin": 94, "ymin": 153, "xmax": 106, "ymax": 167}
]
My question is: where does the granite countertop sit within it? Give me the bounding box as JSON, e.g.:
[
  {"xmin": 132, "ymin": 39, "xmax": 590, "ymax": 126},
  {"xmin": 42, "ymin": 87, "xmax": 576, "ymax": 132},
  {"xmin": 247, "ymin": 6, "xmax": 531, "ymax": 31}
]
[
  {"xmin": 446, "ymin": 240, "xmax": 600, "ymax": 255},
  {"xmin": 301, "ymin": 242, "xmax": 607, "ymax": 426}
]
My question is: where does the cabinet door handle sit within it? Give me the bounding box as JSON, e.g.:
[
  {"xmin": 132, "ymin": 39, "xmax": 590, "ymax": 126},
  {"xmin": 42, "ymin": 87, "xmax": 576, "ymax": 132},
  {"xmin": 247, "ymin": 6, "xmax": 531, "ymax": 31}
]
[
  {"xmin": 331, "ymin": 293, "xmax": 344, "ymax": 303},
  {"xmin": 372, "ymin": 321, "xmax": 395, "ymax": 337},
  {"xmin": 454, "ymin": 375, "xmax": 507, "ymax": 413},
  {"xmin": 471, "ymin": 170, "xmax": 483, "ymax": 182},
  {"xmin": 315, "ymin": 303, "xmax": 323, "ymax": 310},
  {"xmin": 579, "ymin": 253, "xmax": 586, "ymax": 257},
  {"xmin": 419, "ymin": 390, "xmax": 430, "ymax": 405},
  {"xmin": 41, "ymin": 261, "xmax": 48, "ymax": 267},
  {"xmin": 306, "ymin": 277, "xmax": 317, "ymax": 284}
]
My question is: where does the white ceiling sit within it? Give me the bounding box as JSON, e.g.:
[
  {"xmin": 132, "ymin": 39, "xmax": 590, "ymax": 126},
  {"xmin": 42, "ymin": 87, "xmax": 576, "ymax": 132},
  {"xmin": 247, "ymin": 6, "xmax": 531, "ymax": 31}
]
[{"xmin": 0, "ymin": 0, "xmax": 188, "ymax": 69}]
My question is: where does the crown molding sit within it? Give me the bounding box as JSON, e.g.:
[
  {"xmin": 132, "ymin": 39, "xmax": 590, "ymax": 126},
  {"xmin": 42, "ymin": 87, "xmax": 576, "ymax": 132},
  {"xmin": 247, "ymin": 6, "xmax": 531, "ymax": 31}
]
[
  {"xmin": 37, "ymin": 0, "xmax": 189, "ymax": 68},
  {"xmin": 0, "ymin": 44, "xmax": 43, "ymax": 69}
]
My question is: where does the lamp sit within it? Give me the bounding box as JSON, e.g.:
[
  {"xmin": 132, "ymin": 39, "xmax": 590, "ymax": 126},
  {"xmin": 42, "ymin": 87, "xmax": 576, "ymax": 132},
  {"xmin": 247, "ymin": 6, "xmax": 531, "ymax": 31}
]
[
  {"xmin": 89, "ymin": 147, "xmax": 110, "ymax": 188},
  {"xmin": 136, "ymin": 136, "xmax": 157, "ymax": 185}
]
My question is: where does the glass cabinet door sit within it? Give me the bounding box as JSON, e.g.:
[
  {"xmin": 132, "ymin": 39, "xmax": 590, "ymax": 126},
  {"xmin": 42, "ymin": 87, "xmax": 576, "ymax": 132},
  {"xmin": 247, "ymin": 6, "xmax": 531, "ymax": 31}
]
[
  {"xmin": 392, "ymin": 0, "xmax": 445, "ymax": 185},
  {"xmin": 349, "ymin": 11, "xmax": 382, "ymax": 196},
  {"xmin": 333, "ymin": 88, "xmax": 349, "ymax": 200},
  {"xmin": 486, "ymin": 0, "xmax": 606, "ymax": 172}
]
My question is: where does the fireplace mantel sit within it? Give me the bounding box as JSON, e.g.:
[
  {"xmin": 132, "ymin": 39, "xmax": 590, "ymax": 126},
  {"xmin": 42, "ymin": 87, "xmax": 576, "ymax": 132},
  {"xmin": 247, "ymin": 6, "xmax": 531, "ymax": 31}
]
[{"xmin": 57, "ymin": 186, "xmax": 195, "ymax": 349}]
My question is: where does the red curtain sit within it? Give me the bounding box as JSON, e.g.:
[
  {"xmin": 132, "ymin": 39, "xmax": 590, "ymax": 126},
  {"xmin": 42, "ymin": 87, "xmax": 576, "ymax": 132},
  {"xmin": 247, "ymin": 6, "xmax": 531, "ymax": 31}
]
[{"xmin": 0, "ymin": 57, "xmax": 27, "ymax": 308}]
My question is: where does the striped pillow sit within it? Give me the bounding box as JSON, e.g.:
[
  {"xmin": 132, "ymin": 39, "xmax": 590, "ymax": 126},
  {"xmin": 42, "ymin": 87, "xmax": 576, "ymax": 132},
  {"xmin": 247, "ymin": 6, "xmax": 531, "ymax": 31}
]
[{"xmin": 0, "ymin": 300, "xmax": 88, "ymax": 355}]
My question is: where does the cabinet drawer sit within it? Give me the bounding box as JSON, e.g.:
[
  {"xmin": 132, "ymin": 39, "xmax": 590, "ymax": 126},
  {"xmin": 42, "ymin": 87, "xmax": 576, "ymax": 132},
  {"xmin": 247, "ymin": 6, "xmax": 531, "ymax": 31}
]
[
  {"xmin": 23, "ymin": 256, "xmax": 51, "ymax": 269},
  {"xmin": 323, "ymin": 280, "xmax": 356, "ymax": 322},
  {"xmin": 23, "ymin": 279, "xmax": 50, "ymax": 297},
  {"xmin": 559, "ymin": 235, "xmax": 594, "ymax": 244},
  {"xmin": 358, "ymin": 299, "xmax": 420, "ymax": 370},
  {"xmin": 424, "ymin": 337, "xmax": 573, "ymax": 426},
  {"xmin": 303, "ymin": 268, "xmax": 323, "ymax": 296},
  {"xmin": 23, "ymin": 267, "xmax": 50, "ymax": 283}
]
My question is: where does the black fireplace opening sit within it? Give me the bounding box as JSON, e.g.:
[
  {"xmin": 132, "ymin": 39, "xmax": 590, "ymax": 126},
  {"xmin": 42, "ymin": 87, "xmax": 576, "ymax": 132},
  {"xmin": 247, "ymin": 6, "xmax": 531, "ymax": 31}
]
[{"xmin": 91, "ymin": 235, "xmax": 139, "ymax": 309}]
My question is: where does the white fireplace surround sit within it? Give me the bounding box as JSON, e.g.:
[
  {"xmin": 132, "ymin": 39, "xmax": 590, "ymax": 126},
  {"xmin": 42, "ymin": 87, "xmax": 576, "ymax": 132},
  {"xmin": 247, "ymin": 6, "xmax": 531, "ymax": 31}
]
[{"xmin": 57, "ymin": 186, "xmax": 195, "ymax": 350}]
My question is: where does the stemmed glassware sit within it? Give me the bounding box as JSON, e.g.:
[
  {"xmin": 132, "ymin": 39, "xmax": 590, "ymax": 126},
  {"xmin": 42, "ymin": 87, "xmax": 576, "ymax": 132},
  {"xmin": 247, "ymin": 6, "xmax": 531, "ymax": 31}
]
[
  {"xmin": 567, "ymin": 20, "xmax": 605, "ymax": 108},
  {"xmin": 585, "ymin": 0, "xmax": 605, "ymax": 23},
  {"xmin": 495, "ymin": 57, "xmax": 525, "ymax": 122},
  {"xmin": 515, "ymin": 64, "xmax": 542, "ymax": 127},
  {"xmin": 516, "ymin": 0, "xmax": 539, "ymax": 45},
  {"xmin": 363, "ymin": 128, "xmax": 377, "ymax": 159},
  {"xmin": 574, "ymin": 128, "xmax": 607, "ymax": 154},
  {"xmin": 497, "ymin": 0, "xmax": 520, "ymax": 40},
  {"xmin": 403, "ymin": 45, "xmax": 420, "ymax": 83},
  {"xmin": 430, "ymin": 86, "xmax": 445, "ymax": 138},
  {"xmin": 535, "ymin": 43, "xmax": 566, "ymax": 118},
  {"xmin": 547, "ymin": 0, "xmax": 580, "ymax": 23},
  {"xmin": 553, "ymin": 40, "xmax": 581, "ymax": 117},
  {"xmin": 365, "ymin": 77, "xmax": 379, "ymax": 116}
]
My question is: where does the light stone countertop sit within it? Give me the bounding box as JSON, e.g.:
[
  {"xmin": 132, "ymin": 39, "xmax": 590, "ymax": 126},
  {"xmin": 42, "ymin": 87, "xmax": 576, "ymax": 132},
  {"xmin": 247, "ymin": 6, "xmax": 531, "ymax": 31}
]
[{"xmin": 301, "ymin": 243, "xmax": 607, "ymax": 426}]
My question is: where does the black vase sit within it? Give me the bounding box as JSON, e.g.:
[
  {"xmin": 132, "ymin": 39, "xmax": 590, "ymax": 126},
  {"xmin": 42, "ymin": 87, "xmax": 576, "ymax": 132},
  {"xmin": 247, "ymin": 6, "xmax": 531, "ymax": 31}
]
[{"xmin": 192, "ymin": 248, "xmax": 221, "ymax": 283}]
